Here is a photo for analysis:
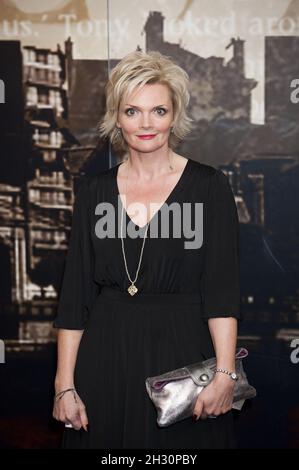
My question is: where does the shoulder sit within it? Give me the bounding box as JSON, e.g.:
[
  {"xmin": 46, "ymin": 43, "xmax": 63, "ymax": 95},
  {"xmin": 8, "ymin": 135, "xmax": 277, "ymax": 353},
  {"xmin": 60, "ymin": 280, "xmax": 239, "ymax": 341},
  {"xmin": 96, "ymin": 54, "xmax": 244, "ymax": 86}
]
[
  {"xmin": 188, "ymin": 158, "xmax": 223, "ymax": 180},
  {"xmin": 187, "ymin": 159, "xmax": 232, "ymax": 201},
  {"xmin": 95, "ymin": 164, "xmax": 117, "ymax": 180},
  {"xmin": 76, "ymin": 164, "xmax": 117, "ymax": 195},
  {"xmin": 192, "ymin": 159, "xmax": 230, "ymax": 181},
  {"xmin": 188, "ymin": 158, "xmax": 225, "ymax": 186}
]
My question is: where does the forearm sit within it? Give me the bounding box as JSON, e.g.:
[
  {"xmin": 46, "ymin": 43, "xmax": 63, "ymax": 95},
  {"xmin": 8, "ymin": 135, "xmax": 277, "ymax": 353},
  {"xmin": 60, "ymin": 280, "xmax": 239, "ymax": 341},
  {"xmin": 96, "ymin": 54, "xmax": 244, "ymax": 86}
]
[
  {"xmin": 54, "ymin": 329, "xmax": 84, "ymax": 393},
  {"xmin": 207, "ymin": 317, "xmax": 238, "ymax": 371}
]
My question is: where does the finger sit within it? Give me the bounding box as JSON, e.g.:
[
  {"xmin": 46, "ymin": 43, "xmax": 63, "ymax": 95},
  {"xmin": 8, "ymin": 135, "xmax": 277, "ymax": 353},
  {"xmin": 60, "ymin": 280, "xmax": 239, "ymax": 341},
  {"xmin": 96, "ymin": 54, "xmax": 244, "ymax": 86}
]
[
  {"xmin": 203, "ymin": 404, "xmax": 219, "ymax": 419},
  {"xmin": 222, "ymin": 405, "xmax": 233, "ymax": 414},
  {"xmin": 63, "ymin": 416, "xmax": 74, "ymax": 428},
  {"xmin": 193, "ymin": 399, "xmax": 204, "ymax": 420},
  {"xmin": 220, "ymin": 396, "xmax": 232, "ymax": 413},
  {"xmin": 79, "ymin": 406, "xmax": 89, "ymax": 432},
  {"xmin": 67, "ymin": 414, "xmax": 82, "ymax": 431},
  {"xmin": 72, "ymin": 422, "xmax": 82, "ymax": 431},
  {"xmin": 221, "ymin": 396, "xmax": 229, "ymax": 408}
]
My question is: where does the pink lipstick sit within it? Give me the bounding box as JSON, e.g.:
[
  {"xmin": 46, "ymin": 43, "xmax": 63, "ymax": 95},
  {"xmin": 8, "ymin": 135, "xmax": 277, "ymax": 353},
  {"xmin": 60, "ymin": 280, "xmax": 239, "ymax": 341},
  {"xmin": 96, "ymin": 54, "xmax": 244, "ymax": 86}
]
[{"xmin": 137, "ymin": 134, "xmax": 157, "ymax": 140}]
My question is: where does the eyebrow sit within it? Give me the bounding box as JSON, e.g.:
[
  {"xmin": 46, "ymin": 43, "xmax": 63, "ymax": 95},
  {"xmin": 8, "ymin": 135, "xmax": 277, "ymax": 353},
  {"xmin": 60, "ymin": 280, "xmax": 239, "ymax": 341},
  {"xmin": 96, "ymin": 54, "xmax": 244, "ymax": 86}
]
[{"xmin": 124, "ymin": 104, "xmax": 168, "ymax": 109}]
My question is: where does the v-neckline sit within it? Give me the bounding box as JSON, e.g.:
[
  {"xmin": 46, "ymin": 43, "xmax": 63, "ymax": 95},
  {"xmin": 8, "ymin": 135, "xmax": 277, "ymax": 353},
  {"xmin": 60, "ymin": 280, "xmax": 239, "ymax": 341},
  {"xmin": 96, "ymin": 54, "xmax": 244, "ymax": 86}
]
[{"xmin": 113, "ymin": 158, "xmax": 192, "ymax": 230}]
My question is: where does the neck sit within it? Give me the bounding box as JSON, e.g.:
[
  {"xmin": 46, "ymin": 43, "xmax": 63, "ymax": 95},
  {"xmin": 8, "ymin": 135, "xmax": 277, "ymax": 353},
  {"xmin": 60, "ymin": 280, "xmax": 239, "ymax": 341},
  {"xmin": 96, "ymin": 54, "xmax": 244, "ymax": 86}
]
[{"xmin": 124, "ymin": 149, "xmax": 175, "ymax": 180}]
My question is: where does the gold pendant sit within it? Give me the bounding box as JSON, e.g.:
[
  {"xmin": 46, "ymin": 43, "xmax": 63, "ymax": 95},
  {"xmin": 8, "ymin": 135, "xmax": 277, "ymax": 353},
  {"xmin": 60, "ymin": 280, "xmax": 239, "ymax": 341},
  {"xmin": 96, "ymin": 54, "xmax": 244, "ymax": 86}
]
[{"xmin": 128, "ymin": 284, "xmax": 138, "ymax": 296}]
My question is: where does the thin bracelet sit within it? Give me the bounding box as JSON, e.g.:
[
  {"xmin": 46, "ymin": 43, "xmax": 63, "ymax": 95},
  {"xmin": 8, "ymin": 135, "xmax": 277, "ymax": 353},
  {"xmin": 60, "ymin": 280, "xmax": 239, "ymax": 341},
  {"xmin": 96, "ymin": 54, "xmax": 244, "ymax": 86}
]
[
  {"xmin": 215, "ymin": 368, "xmax": 231, "ymax": 375},
  {"xmin": 54, "ymin": 388, "xmax": 77, "ymax": 402},
  {"xmin": 214, "ymin": 368, "xmax": 238, "ymax": 381}
]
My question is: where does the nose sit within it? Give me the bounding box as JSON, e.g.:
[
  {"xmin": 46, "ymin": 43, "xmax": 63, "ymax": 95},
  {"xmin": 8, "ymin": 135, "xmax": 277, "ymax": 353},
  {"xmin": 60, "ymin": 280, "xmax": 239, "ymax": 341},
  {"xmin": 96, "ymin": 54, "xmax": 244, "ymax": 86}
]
[{"xmin": 140, "ymin": 112, "xmax": 153, "ymax": 129}]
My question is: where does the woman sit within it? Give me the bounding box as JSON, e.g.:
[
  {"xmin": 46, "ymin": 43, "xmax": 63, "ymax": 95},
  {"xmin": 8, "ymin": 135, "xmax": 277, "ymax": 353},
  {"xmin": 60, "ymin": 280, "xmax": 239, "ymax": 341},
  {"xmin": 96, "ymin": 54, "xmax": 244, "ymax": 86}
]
[{"xmin": 52, "ymin": 50, "xmax": 241, "ymax": 449}]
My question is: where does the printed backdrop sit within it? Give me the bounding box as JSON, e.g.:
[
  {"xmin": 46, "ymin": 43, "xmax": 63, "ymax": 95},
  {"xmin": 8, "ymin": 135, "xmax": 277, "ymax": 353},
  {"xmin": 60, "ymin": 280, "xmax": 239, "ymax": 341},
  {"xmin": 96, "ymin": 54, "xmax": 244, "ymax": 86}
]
[{"xmin": 0, "ymin": 0, "xmax": 298, "ymax": 449}]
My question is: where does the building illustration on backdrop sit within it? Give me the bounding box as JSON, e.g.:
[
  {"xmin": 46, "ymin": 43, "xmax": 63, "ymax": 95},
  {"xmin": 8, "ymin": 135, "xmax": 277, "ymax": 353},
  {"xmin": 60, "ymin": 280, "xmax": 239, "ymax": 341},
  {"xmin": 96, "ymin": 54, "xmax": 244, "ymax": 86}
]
[{"xmin": 0, "ymin": 10, "xmax": 298, "ymax": 348}]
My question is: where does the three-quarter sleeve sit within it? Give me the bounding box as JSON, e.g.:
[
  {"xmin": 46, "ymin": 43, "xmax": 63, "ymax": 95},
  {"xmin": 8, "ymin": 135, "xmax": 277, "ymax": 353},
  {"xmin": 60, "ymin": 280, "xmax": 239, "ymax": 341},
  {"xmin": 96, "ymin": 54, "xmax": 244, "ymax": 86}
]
[
  {"xmin": 201, "ymin": 169, "xmax": 241, "ymax": 321},
  {"xmin": 53, "ymin": 177, "xmax": 99, "ymax": 330}
]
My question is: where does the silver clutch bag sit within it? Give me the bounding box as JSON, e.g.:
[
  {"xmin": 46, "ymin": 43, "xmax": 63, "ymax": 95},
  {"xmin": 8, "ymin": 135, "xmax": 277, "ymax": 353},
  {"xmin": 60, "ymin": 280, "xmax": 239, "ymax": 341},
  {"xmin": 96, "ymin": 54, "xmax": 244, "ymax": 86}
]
[{"xmin": 145, "ymin": 347, "xmax": 256, "ymax": 427}]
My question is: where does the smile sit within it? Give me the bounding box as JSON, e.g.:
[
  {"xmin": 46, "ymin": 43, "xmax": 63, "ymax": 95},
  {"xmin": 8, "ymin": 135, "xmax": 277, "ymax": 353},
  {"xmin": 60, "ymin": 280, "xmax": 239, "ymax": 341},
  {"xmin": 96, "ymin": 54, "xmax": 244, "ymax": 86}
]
[{"xmin": 137, "ymin": 134, "xmax": 157, "ymax": 140}]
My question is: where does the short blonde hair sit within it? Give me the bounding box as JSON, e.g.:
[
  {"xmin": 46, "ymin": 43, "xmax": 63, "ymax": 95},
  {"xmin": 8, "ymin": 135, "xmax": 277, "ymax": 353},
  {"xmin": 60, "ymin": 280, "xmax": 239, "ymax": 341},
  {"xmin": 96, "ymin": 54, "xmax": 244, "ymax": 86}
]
[{"xmin": 98, "ymin": 50, "xmax": 194, "ymax": 155}]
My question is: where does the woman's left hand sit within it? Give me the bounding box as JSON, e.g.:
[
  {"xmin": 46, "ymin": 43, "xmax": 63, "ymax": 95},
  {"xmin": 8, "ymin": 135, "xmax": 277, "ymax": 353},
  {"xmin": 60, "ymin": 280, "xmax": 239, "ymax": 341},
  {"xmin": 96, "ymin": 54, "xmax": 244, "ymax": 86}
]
[{"xmin": 192, "ymin": 373, "xmax": 236, "ymax": 420}]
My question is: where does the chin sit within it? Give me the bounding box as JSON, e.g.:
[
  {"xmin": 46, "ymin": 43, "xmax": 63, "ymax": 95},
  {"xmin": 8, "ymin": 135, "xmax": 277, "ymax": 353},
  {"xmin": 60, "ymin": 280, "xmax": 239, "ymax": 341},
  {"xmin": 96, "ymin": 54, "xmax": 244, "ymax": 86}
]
[
  {"xmin": 134, "ymin": 147, "xmax": 158, "ymax": 154},
  {"xmin": 135, "ymin": 139, "xmax": 167, "ymax": 149}
]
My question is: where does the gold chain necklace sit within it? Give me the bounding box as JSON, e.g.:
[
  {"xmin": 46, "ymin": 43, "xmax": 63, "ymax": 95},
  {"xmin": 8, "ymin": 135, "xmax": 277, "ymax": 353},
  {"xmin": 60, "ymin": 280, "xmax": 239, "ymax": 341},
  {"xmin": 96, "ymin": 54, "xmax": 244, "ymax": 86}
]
[{"xmin": 120, "ymin": 152, "xmax": 174, "ymax": 296}]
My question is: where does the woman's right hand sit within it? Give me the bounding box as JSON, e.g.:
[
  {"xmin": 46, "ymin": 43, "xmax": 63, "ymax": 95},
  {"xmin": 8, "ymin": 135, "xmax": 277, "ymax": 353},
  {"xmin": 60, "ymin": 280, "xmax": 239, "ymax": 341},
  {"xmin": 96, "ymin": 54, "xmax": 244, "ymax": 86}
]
[{"xmin": 52, "ymin": 389, "xmax": 89, "ymax": 432}]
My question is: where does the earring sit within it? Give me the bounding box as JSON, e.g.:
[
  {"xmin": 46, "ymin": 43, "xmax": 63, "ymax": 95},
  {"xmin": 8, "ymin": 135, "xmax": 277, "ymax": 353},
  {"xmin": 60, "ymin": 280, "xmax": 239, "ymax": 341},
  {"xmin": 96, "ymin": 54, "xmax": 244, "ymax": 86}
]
[
  {"xmin": 116, "ymin": 127, "xmax": 121, "ymax": 134},
  {"xmin": 170, "ymin": 127, "xmax": 174, "ymax": 134}
]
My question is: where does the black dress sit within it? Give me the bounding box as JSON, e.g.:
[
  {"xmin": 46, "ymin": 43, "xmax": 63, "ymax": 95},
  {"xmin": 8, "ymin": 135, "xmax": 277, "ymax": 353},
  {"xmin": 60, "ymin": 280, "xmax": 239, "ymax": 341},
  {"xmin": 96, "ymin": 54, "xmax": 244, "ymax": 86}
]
[{"xmin": 53, "ymin": 157, "xmax": 241, "ymax": 449}]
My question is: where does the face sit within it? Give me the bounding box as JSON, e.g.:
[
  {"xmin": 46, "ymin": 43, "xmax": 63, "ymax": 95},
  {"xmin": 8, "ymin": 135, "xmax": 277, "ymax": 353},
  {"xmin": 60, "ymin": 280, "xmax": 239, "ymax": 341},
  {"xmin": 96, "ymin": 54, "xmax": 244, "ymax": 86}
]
[{"xmin": 116, "ymin": 83, "xmax": 174, "ymax": 153}]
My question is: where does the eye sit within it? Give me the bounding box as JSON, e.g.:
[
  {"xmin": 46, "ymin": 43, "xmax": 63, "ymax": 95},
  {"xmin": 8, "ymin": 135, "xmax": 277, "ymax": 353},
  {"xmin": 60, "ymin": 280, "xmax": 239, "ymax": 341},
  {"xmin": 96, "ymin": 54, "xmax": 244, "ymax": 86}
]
[
  {"xmin": 155, "ymin": 107, "xmax": 167, "ymax": 115},
  {"xmin": 124, "ymin": 107, "xmax": 168, "ymax": 116},
  {"xmin": 125, "ymin": 108, "xmax": 135, "ymax": 116}
]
